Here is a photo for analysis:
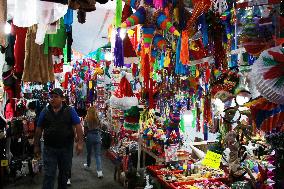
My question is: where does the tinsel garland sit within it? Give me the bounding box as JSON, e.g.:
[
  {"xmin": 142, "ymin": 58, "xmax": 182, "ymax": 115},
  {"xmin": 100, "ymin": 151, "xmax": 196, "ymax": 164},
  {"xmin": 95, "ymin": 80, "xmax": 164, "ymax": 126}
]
[
  {"xmin": 124, "ymin": 122, "xmax": 140, "ymax": 131},
  {"xmin": 124, "ymin": 106, "xmax": 140, "ymax": 117},
  {"xmin": 209, "ymin": 13, "xmax": 227, "ymax": 69}
]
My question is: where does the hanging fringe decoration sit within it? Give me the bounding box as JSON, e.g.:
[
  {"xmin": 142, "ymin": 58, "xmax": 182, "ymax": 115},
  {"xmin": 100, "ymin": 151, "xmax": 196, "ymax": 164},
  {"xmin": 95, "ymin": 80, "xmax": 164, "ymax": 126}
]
[
  {"xmin": 63, "ymin": 72, "xmax": 71, "ymax": 89},
  {"xmin": 180, "ymin": 30, "xmax": 189, "ymax": 65},
  {"xmin": 132, "ymin": 63, "xmax": 138, "ymax": 77},
  {"xmin": 199, "ymin": 14, "xmax": 208, "ymax": 47},
  {"xmin": 124, "ymin": 122, "xmax": 140, "ymax": 131},
  {"xmin": 175, "ymin": 36, "xmax": 187, "ymax": 75},
  {"xmin": 121, "ymin": 4, "xmax": 133, "ymax": 23},
  {"xmin": 116, "ymin": 0, "xmax": 122, "ymax": 27},
  {"xmin": 143, "ymin": 52, "xmax": 150, "ymax": 91},
  {"xmin": 114, "ymin": 28, "xmax": 124, "ymax": 67},
  {"xmin": 149, "ymin": 78, "xmax": 154, "ymax": 109}
]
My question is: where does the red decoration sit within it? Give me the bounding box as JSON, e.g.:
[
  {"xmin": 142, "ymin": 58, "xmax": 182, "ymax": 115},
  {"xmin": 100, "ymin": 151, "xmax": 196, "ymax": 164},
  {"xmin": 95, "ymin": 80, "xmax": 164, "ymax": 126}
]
[
  {"xmin": 263, "ymin": 50, "xmax": 284, "ymax": 80},
  {"xmin": 114, "ymin": 75, "xmax": 134, "ymax": 98}
]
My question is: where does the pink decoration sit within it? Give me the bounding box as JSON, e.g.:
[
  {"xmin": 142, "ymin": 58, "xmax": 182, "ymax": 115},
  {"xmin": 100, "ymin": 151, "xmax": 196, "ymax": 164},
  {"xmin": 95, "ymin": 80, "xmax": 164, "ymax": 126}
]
[{"xmin": 153, "ymin": 0, "xmax": 163, "ymax": 9}]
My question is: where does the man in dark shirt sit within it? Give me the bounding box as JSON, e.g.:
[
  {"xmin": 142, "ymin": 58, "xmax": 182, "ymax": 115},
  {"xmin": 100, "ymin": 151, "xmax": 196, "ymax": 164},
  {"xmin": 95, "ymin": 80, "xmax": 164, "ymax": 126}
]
[{"xmin": 34, "ymin": 88, "xmax": 83, "ymax": 189}]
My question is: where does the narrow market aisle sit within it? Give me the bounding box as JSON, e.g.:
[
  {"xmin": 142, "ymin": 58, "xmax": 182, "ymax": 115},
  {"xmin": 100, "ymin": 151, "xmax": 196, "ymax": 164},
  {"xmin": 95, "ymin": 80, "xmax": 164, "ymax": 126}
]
[{"xmin": 5, "ymin": 149, "xmax": 124, "ymax": 189}]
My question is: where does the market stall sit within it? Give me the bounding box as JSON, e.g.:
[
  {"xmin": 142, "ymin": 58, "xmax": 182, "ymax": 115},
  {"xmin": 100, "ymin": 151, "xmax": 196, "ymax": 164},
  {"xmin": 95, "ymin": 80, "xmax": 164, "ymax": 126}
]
[{"xmin": 0, "ymin": 0, "xmax": 284, "ymax": 189}]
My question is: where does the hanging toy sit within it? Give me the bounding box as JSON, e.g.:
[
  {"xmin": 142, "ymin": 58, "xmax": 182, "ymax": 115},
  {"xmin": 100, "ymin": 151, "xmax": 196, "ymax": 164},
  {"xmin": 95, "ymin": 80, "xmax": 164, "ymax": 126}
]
[
  {"xmin": 121, "ymin": 6, "xmax": 146, "ymax": 28},
  {"xmin": 186, "ymin": 0, "xmax": 212, "ymax": 31},
  {"xmin": 141, "ymin": 25, "xmax": 156, "ymax": 49},
  {"xmin": 153, "ymin": 34, "xmax": 167, "ymax": 51},
  {"xmin": 156, "ymin": 11, "xmax": 180, "ymax": 36}
]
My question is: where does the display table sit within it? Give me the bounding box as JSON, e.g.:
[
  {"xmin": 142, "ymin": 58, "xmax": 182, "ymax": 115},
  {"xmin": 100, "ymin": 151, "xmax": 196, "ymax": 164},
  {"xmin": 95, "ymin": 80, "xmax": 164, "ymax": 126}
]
[
  {"xmin": 146, "ymin": 165, "xmax": 229, "ymax": 189},
  {"xmin": 141, "ymin": 145, "xmax": 191, "ymax": 166}
]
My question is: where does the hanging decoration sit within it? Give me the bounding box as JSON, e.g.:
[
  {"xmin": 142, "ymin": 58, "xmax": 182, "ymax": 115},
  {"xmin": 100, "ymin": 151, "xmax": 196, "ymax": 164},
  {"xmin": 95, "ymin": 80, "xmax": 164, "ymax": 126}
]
[
  {"xmin": 110, "ymin": 72, "xmax": 139, "ymax": 110},
  {"xmin": 251, "ymin": 46, "xmax": 284, "ymax": 104},
  {"xmin": 114, "ymin": 28, "xmax": 124, "ymax": 67}
]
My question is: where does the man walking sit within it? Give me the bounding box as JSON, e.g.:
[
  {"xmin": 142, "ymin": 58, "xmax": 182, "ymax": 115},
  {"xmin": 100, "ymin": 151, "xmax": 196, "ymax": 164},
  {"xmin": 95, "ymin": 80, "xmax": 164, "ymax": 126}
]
[{"xmin": 34, "ymin": 88, "xmax": 84, "ymax": 189}]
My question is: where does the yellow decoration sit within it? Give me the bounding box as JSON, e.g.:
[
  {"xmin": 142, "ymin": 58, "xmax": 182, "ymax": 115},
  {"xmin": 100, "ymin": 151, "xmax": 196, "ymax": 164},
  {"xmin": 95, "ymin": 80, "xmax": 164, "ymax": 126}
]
[
  {"xmin": 190, "ymin": 41, "xmax": 199, "ymax": 51},
  {"xmin": 94, "ymin": 67, "xmax": 104, "ymax": 76},
  {"xmin": 174, "ymin": 30, "xmax": 180, "ymax": 36},
  {"xmin": 195, "ymin": 69, "xmax": 200, "ymax": 78},
  {"xmin": 1, "ymin": 160, "xmax": 8, "ymax": 167},
  {"xmin": 121, "ymin": 23, "xmax": 127, "ymax": 28},
  {"xmin": 173, "ymin": 8, "xmax": 179, "ymax": 23},
  {"xmin": 164, "ymin": 51, "xmax": 171, "ymax": 67},
  {"xmin": 201, "ymin": 150, "xmax": 222, "ymax": 169},
  {"xmin": 89, "ymin": 81, "xmax": 92, "ymax": 89},
  {"xmin": 128, "ymin": 29, "xmax": 135, "ymax": 36}
]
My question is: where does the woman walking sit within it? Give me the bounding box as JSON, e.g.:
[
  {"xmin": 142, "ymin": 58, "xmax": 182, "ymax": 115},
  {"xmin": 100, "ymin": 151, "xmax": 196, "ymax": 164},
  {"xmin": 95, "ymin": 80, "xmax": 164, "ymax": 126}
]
[{"xmin": 83, "ymin": 106, "xmax": 103, "ymax": 178}]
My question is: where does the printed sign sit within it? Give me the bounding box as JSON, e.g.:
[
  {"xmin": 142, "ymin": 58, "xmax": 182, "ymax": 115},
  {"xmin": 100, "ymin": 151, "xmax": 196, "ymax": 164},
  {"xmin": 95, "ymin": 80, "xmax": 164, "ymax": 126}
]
[{"xmin": 202, "ymin": 150, "xmax": 222, "ymax": 169}]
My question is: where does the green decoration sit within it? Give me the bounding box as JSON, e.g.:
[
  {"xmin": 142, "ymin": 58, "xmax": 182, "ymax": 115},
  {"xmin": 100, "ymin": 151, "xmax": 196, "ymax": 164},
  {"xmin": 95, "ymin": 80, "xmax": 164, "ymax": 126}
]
[
  {"xmin": 275, "ymin": 76, "xmax": 284, "ymax": 88},
  {"xmin": 124, "ymin": 122, "xmax": 140, "ymax": 131},
  {"xmin": 124, "ymin": 106, "xmax": 140, "ymax": 117},
  {"xmin": 115, "ymin": 0, "xmax": 122, "ymax": 27},
  {"xmin": 153, "ymin": 59, "xmax": 159, "ymax": 71},
  {"xmin": 95, "ymin": 48, "xmax": 102, "ymax": 62},
  {"xmin": 192, "ymin": 109, "xmax": 196, "ymax": 128},
  {"xmin": 63, "ymin": 45, "xmax": 67, "ymax": 64},
  {"xmin": 263, "ymin": 57, "xmax": 278, "ymax": 66},
  {"xmin": 180, "ymin": 117, "xmax": 185, "ymax": 133},
  {"xmin": 104, "ymin": 66, "xmax": 111, "ymax": 78}
]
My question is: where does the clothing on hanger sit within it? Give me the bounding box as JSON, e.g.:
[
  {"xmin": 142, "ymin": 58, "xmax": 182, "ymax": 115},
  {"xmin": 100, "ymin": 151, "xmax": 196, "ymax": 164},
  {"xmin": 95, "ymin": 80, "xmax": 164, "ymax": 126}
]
[{"xmin": 22, "ymin": 25, "xmax": 55, "ymax": 83}]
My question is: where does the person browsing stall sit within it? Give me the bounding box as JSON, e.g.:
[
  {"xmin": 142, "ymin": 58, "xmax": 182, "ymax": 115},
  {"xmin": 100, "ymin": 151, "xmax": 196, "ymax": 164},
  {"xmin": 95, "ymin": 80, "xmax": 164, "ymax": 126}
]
[{"xmin": 34, "ymin": 88, "xmax": 84, "ymax": 189}]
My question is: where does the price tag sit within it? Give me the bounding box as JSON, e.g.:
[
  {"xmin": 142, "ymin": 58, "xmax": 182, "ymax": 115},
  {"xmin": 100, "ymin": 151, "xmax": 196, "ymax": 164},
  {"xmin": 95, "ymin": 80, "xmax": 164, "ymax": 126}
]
[
  {"xmin": 202, "ymin": 150, "xmax": 222, "ymax": 169},
  {"xmin": 248, "ymin": 0, "xmax": 268, "ymax": 6},
  {"xmin": 1, "ymin": 160, "xmax": 8, "ymax": 167}
]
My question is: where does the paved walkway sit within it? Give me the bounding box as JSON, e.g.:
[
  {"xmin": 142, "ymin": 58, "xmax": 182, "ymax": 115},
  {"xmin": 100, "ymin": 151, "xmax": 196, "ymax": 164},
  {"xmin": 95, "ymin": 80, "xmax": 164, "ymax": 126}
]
[{"xmin": 5, "ymin": 149, "xmax": 124, "ymax": 189}]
